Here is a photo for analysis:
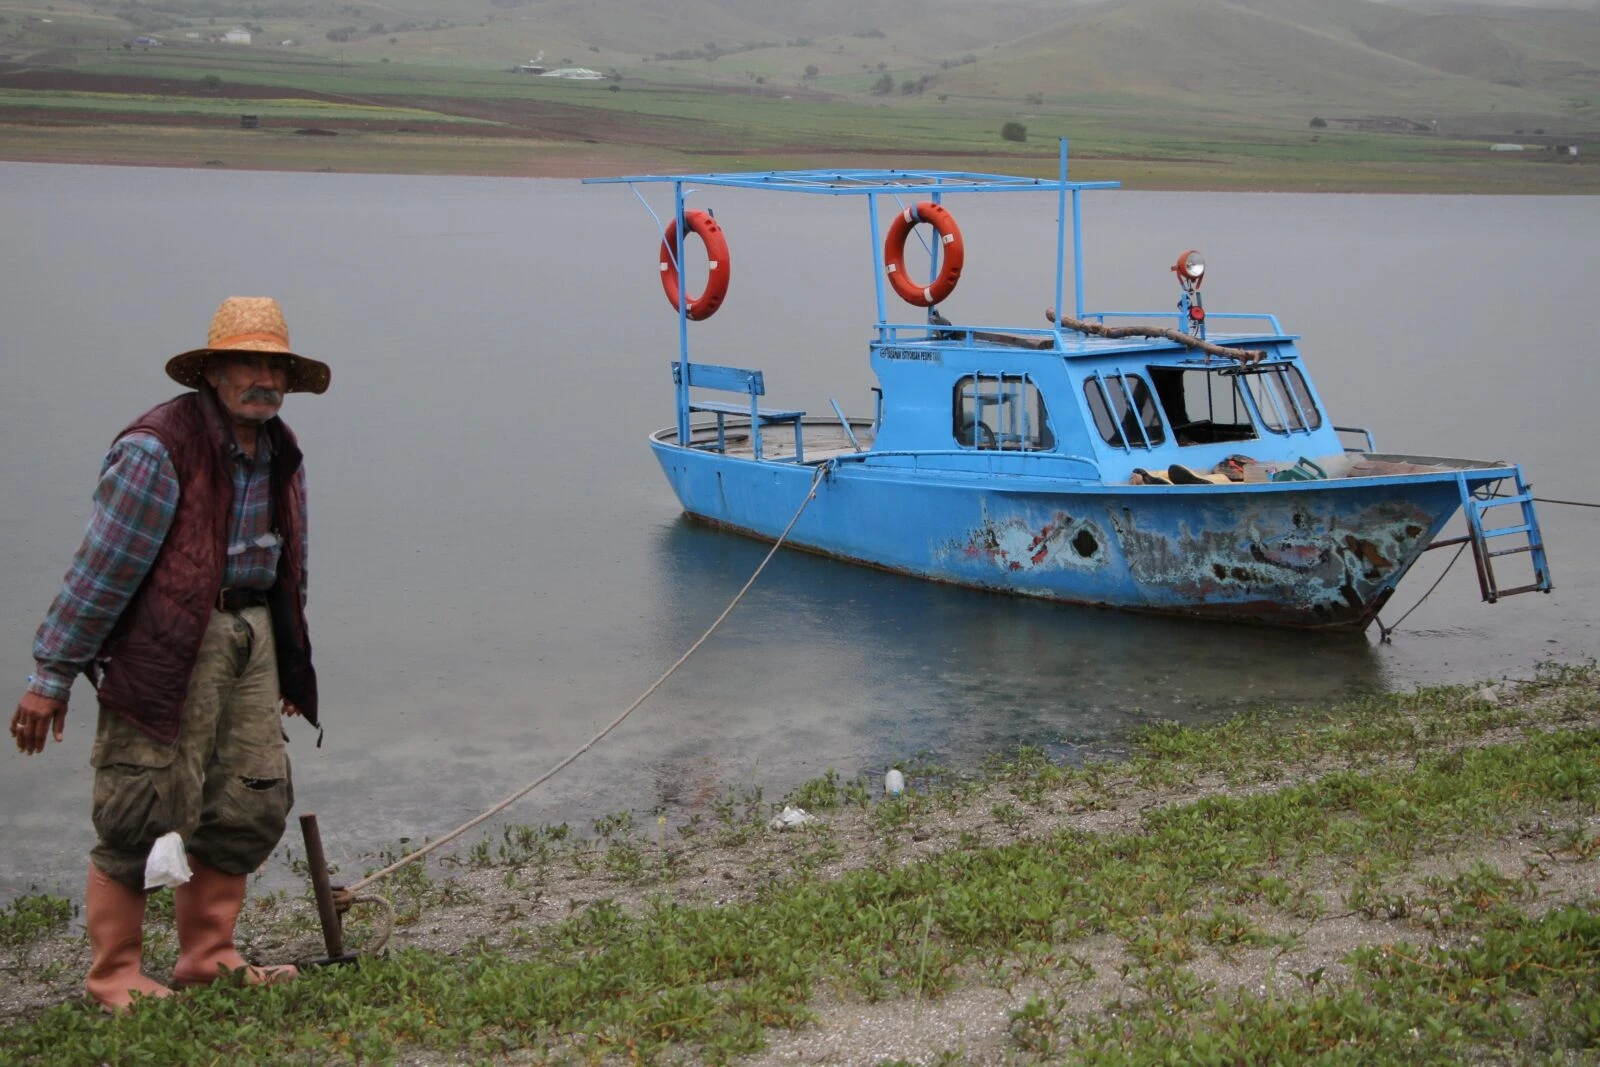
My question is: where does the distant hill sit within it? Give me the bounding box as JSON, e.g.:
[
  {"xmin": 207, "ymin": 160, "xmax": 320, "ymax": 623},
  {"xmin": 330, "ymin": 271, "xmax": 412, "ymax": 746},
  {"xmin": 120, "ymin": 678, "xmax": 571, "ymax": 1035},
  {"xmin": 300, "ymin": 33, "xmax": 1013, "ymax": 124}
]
[
  {"xmin": 913, "ymin": 0, "xmax": 1596, "ymax": 129},
  {"xmin": 447, "ymin": 0, "xmax": 1097, "ymax": 58},
  {"xmin": 1362, "ymin": 8, "xmax": 1600, "ymax": 94},
  {"xmin": 1, "ymin": 0, "xmax": 1594, "ymax": 132},
  {"xmin": 1365, "ymin": 14, "xmax": 1531, "ymax": 83}
]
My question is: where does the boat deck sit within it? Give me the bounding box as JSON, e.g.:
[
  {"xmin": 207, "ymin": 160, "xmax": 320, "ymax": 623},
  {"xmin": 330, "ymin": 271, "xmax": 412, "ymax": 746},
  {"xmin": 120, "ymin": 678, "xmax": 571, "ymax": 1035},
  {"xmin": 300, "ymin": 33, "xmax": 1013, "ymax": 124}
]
[
  {"xmin": 673, "ymin": 418, "xmax": 877, "ymax": 464},
  {"xmin": 663, "ymin": 419, "xmax": 1514, "ymax": 485}
]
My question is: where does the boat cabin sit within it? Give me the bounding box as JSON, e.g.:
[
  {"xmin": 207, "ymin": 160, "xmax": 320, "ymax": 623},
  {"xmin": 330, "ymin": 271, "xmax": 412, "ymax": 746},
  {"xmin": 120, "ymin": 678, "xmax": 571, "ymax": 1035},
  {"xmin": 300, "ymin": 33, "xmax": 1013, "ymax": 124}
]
[{"xmin": 868, "ymin": 323, "xmax": 1348, "ymax": 485}]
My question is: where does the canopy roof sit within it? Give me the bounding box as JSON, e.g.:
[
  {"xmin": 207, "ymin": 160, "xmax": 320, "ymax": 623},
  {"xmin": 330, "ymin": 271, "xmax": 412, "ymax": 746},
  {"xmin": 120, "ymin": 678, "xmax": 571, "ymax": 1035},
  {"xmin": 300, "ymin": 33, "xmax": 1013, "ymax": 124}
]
[{"xmin": 583, "ymin": 168, "xmax": 1119, "ymax": 196}]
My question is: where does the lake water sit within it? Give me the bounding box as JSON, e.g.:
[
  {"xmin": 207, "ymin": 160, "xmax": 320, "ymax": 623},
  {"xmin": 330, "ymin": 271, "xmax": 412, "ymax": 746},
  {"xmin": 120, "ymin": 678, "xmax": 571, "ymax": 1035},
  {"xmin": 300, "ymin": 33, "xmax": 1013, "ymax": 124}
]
[{"xmin": 1, "ymin": 164, "xmax": 1596, "ymax": 900}]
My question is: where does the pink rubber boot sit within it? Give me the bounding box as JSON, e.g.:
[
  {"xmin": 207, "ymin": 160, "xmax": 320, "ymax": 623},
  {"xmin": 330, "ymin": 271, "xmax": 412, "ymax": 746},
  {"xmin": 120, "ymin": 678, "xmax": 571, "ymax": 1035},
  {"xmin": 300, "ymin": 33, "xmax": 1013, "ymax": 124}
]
[
  {"xmin": 84, "ymin": 863, "xmax": 173, "ymax": 1012},
  {"xmin": 171, "ymin": 856, "xmax": 297, "ymax": 987}
]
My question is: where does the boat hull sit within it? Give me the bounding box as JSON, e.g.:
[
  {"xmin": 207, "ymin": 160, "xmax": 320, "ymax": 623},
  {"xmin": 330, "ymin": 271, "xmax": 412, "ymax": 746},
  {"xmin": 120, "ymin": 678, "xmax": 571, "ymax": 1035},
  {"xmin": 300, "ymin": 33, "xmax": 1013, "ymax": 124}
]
[{"xmin": 651, "ymin": 437, "xmax": 1494, "ymax": 631}]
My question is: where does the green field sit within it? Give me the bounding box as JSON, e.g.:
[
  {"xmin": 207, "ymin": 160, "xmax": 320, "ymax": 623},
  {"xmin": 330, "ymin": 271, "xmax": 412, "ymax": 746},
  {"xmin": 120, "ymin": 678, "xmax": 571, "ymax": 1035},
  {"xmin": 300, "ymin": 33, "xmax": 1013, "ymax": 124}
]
[
  {"xmin": 0, "ymin": 86, "xmax": 490, "ymax": 122},
  {"xmin": 2, "ymin": 0, "xmax": 1596, "ymax": 190}
]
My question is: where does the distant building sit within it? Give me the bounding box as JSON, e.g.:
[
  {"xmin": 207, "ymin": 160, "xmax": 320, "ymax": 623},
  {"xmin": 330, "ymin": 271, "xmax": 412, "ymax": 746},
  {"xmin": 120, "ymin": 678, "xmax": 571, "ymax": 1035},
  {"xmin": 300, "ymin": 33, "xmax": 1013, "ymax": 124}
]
[
  {"xmin": 1489, "ymin": 143, "xmax": 1525, "ymax": 152},
  {"xmin": 223, "ymin": 28, "xmax": 251, "ymax": 45},
  {"xmin": 133, "ymin": 35, "xmax": 160, "ymax": 46},
  {"xmin": 517, "ymin": 62, "xmax": 546, "ymax": 74},
  {"xmin": 539, "ymin": 67, "xmax": 606, "ymax": 80}
]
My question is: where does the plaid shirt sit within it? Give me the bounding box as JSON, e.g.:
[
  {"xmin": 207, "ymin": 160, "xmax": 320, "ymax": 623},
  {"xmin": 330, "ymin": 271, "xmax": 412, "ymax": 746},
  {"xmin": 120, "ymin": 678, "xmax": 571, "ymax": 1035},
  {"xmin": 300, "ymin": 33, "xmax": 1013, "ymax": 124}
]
[{"xmin": 28, "ymin": 430, "xmax": 308, "ymax": 702}]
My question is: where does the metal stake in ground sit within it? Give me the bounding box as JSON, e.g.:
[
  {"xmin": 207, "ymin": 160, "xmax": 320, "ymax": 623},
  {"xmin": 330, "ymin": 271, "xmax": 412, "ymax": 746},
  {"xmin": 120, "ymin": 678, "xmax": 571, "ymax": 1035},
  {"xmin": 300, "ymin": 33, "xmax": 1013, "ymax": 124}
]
[{"xmin": 299, "ymin": 813, "xmax": 360, "ymax": 967}]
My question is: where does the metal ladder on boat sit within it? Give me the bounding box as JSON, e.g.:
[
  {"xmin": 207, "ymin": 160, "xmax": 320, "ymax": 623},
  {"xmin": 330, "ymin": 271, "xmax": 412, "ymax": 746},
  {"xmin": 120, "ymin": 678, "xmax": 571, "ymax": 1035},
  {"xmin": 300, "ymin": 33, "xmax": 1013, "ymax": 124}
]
[{"xmin": 1432, "ymin": 467, "xmax": 1552, "ymax": 602}]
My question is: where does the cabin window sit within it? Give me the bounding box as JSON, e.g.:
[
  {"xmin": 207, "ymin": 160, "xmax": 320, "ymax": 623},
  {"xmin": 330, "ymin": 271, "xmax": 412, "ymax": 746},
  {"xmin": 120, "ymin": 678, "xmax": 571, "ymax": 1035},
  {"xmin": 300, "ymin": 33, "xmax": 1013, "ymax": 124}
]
[
  {"xmin": 1147, "ymin": 365, "xmax": 1259, "ymax": 446},
  {"xmin": 1238, "ymin": 365, "xmax": 1322, "ymax": 433},
  {"xmin": 952, "ymin": 373, "xmax": 1055, "ymax": 450},
  {"xmin": 1084, "ymin": 372, "xmax": 1165, "ymax": 449}
]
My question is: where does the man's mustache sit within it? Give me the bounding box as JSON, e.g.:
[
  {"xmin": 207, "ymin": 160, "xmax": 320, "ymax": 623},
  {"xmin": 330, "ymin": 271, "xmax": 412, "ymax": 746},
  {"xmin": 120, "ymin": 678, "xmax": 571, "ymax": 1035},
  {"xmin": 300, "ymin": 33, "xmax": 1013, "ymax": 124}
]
[{"xmin": 241, "ymin": 387, "xmax": 283, "ymax": 405}]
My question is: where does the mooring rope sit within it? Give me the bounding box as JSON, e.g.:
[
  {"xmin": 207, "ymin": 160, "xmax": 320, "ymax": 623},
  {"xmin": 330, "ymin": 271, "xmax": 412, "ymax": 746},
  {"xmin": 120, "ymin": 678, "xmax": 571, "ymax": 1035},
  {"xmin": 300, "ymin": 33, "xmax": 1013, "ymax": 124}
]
[
  {"xmin": 1375, "ymin": 542, "xmax": 1467, "ymax": 644},
  {"xmin": 1377, "ymin": 487, "xmax": 1591, "ymax": 642},
  {"xmin": 344, "ymin": 461, "xmax": 832, "ymax": 895},
  {"xmin": 335, "ymin": 472, "xmax": 1588, "ymax": 889}
]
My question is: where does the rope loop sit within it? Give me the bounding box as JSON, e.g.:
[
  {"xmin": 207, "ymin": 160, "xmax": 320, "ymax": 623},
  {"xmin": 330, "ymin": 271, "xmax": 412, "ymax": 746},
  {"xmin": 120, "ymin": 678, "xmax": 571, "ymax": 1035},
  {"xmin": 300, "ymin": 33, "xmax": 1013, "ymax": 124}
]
[{"xmin": 347, "ymin": 894, "xmax": 395, "ymax": 956}]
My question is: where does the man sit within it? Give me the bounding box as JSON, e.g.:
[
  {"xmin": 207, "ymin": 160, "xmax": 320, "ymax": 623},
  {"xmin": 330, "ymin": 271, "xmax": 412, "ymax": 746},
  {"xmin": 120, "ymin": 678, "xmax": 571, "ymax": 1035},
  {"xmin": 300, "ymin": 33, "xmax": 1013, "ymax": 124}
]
[{"xmin": 9, "ymin": 296, "xmax": 329, "ymax": 1012}]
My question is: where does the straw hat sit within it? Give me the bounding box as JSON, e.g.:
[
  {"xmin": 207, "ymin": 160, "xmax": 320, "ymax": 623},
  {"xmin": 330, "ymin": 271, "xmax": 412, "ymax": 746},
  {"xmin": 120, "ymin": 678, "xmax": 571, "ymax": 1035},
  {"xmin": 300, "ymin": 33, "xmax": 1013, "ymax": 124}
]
[{"xmin": 165, "ymin": 296, "xmax": 331, "ymax": 395}]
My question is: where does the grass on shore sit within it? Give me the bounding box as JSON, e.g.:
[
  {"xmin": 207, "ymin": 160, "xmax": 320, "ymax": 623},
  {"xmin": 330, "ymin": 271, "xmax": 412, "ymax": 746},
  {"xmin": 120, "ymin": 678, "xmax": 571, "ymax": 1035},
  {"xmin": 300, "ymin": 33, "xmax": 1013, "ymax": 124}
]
[{"xmin": 1, "ymin": 662, "xmax": 1596, "ymax": 1064}]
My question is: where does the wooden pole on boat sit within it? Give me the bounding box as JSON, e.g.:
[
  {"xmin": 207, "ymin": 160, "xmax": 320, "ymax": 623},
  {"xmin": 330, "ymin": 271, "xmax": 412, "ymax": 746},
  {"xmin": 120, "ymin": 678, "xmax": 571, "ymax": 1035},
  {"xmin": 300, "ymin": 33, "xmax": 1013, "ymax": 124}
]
[{"xmin": 1045, "ymin": 308, "xmax": 1267, "ymax": 364}]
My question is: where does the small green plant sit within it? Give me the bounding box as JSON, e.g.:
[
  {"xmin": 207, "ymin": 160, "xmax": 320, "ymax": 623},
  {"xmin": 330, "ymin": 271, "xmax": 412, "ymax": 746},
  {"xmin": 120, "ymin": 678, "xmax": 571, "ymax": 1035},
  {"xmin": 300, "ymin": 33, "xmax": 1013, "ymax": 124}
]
[
  {"xmin": 1000, "ymin": 120, "xmax": 1026, "ymax": 142},
  {"xmin": 789, "ymin": 768, "xmax": 844, "ymax": 811},
  {"xmin": 145, "ymin": 888, "xmax": 175, "ymax": 920},
  {"xmin": 0, "ymin": 893, "xmax": 72, "ymax": 953},
  {"xmin": 603, "ymin": 840, "xmax": 646, "ymax": 882},
  {"xmin": 709, "ymin": 784, "xmax": 765, "ymax": 846},
  {"xmin": 1009, "ymin": 992, "xmax": 1067, "ymax": 1054},
  {"xmin": 593, "ymin": 810, "xmax": 633, "ymax": 842},
  {"xmin": 991, "ymin": 801, "xmax": 1026, "ymax": 830},
  {"xmin": 874, "ymin": 797, "xmax": 912, "ymax": 831}
]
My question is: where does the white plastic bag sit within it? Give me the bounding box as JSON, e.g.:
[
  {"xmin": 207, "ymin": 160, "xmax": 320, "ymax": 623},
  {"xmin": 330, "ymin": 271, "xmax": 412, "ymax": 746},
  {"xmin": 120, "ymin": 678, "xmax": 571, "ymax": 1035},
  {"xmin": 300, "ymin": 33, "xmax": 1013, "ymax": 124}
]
[
  {"xmin": 767, "ymin": 805, "xmax": 819, "ymax": 831},
  {"xmin": 144, "ymin": 831, "xmax": 193, "ymax": 890}
]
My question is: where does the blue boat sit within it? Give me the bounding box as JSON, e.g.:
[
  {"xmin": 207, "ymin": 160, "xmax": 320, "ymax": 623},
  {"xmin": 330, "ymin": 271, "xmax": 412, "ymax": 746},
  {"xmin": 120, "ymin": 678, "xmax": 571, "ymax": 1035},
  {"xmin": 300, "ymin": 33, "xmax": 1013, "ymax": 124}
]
[{"xmin": 585, "ymin": 148, "xmax": 1552, "ymax": 631}]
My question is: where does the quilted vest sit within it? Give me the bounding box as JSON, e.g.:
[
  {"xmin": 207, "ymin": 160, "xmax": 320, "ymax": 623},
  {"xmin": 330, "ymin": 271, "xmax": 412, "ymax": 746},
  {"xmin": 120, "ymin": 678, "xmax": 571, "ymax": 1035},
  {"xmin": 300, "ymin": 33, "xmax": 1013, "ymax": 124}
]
[{"xmin": 93, "ymin": 387, "xmax": 318, "ymax": 744}]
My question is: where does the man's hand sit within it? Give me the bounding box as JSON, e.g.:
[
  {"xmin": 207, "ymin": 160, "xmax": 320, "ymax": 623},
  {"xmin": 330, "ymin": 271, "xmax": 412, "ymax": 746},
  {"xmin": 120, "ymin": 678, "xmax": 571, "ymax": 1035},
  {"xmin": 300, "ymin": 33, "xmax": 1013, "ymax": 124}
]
[
  {"xmin": 281, "ymin": 699, "xmax": 303, "ymax": 718},
  {"xmin": 11, "ymin": 692, "xmax": 68, "ymax": 755}
]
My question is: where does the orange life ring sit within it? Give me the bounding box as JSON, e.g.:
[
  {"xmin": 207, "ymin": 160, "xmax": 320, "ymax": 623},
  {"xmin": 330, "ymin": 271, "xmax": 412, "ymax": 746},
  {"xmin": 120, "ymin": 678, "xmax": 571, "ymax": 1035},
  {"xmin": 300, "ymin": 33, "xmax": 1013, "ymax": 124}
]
[
  {"xmin": 659, "ymin": 210, "xmax": 731, "ymax": 321},
  {"xmin": 883, "ymin": 201, "xmax": 964, "ymax": 307}
]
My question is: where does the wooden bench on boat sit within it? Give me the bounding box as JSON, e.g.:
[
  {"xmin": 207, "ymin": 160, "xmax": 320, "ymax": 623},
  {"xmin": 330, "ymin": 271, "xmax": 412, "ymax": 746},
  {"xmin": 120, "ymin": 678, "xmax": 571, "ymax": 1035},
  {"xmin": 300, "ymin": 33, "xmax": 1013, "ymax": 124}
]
[{"xmin": 672, "ymin": 361, "xmax": 804, "ymax": 462}]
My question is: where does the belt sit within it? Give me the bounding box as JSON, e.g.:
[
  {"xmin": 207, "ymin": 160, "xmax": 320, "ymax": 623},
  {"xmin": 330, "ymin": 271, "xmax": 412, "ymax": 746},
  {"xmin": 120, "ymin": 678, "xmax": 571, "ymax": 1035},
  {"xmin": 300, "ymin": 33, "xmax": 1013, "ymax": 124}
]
[{"xmin": 216, "ymin": 587, "xmax": 272, "ymax": 612}]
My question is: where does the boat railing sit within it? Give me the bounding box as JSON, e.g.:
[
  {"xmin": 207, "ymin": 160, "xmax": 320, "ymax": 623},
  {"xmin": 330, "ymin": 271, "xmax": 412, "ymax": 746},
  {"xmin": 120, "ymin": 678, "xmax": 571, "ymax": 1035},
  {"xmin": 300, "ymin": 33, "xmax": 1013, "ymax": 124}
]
[
  {"xmin": 829, "ymin": 449, "xmax": 1101, "ymax": 480},
  {"xmin": 875, "ymin": 323, "xmax": 1060, "ymax": 348},
  {"xmin": 1085, "ymin": 310, "xmax": 1286, "ymax": 335},
  {"xmin": 1334, "ymin": 425, "xmax": 1377, "ymax": 453},
  {"xmin": 873, "ymin": 310, "xmax": 1287, "ymax": 350}
]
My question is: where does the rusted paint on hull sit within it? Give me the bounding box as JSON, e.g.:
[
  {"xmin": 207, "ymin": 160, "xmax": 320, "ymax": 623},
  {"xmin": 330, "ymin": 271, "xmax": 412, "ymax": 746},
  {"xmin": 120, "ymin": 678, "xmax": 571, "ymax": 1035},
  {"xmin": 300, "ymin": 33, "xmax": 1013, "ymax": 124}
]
[
  {"xmin": 680, "ymin": 507, "xmax": 1401, "ymax": 632},
  {"xmin": 655, "ymin": 439, "xmax": 1464, "ymax": 632},
  {"xmin": 944, "ymin": 508, "xmax": 1112, "ymax": 574},
  {"xmin": 1104, "ymin": 496, "xmax": 1433, "ymax": 628}
]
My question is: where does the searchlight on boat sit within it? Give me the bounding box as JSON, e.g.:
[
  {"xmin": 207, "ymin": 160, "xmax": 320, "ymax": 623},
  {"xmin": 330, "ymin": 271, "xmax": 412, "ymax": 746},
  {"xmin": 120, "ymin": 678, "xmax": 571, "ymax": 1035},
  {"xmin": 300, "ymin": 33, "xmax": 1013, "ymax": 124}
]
[
  {"xmin": 1172, "ymin": 249, "xmax": 1206, "ymax": 333},
  {"xmin": 1172, "ymin": 249, "xmax": 1205, "ymax": 286}
]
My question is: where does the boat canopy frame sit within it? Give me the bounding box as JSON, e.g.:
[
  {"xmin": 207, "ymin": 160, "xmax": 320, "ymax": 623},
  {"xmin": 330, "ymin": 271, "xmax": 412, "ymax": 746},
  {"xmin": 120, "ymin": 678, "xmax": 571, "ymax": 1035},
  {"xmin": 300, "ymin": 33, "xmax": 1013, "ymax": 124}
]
[
  {"xmin": 586, "ymin": 143, "xmax": 1118, "ymax": 331},
  {"xmin": 583, "ymin": 143, "xmax": 1287, "ymax": 448}
]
